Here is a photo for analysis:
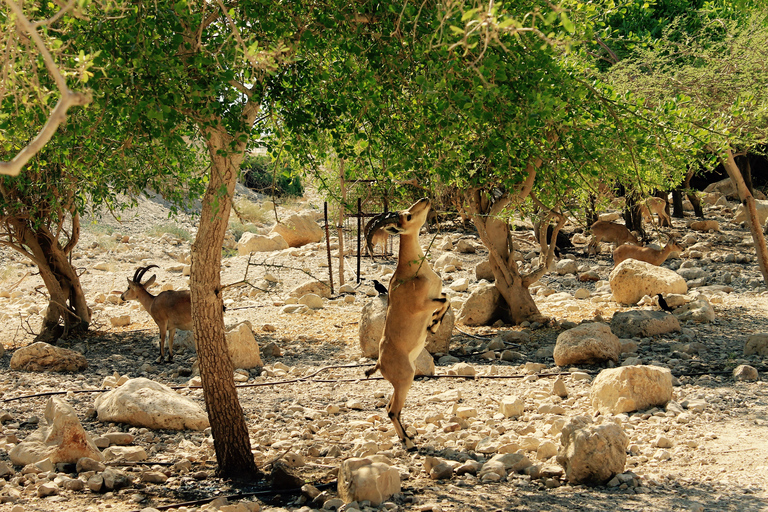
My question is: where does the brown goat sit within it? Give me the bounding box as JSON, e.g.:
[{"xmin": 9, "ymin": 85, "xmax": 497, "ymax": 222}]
[
  {"xmin": 588, "ymin": 220, "xmax": 641, "ymax": 256},
  {"xmin": 121, "ymin": 265, "xmax": 192, "ymax": 363}
]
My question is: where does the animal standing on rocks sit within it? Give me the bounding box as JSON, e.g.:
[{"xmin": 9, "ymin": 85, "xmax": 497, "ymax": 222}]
[
  {"xmin": 372, "ymin": 279, "xmax": 388, "ymax": 296},
  {"xmin": 613, "ymin": 239, "xmax": 682, "ymax": 266},
  {"xmin": 638, "ymin": 196, "xmax": 671, "ymax": 227},
  {"xmin": 364, "ymin": 198, "xmax": 450, "ymax": 450},
  {"xmin": 657, "ymin": 293, "xmax": 673, "ymax": 312},
  {"xmin": 587, "ymin": 220, "xmax": 640, "ymax": 256},
  {"xmin": 121, "ymin": 265, "xmax": 192, "ymax": 363}
]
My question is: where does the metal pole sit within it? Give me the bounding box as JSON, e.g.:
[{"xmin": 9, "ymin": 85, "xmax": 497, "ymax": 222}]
[{"xmin": 357, "ymin": 197, "xmax": 362, "ymax": 284}]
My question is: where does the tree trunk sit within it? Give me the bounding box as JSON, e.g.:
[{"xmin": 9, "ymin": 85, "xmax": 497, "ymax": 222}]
[
  {"xmin": 681, "ymin": 169, "xmax": 704, "ymax": 218},
  {"xmin": 465, "ymin": 188, "xmax": 545, "ymax": 325},
  {"xmin": 671, "ymin": 189, "xmax": 684, "ymax": 219},
  {"xmin": 190, "ymin": 125, "xmax": 260, "ymax": 480},
  {"xmin": 721, "ymin": 149, "xmax": 768, "ymax": 285},
  {"xmin": 10, "ymin": 216, "xmax": 90, "ymax": 342}
]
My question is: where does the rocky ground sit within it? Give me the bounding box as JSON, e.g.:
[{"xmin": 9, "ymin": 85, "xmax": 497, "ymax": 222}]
[{"xmin": 0, "ymin": 184, "xmax": 767, "ymax": 512}]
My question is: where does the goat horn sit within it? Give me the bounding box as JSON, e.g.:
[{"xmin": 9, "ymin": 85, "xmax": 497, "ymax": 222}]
[
  {"xmin": 134, "ymin": 264, "xmax": 159, "ymax": 283},
  {"xmin": 365, "ymin": 211, "xmax": 400, "ymax": 255}
]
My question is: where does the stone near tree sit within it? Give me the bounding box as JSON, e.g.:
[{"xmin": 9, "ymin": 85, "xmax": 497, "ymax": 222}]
[
  {"xmin": 10, "ymin": 342, "xmax": 88, "ymax": 373},
  {"xmin": 673, "ymin": 299, "xmax": 716, "ymax": 323},
  {"xmin": 9, "ymin": 397, "xmax": 103, "ymax": 466},
  {"xmin": 456, "ymin": 239, "xmax": 477, "ymax": 253},
  {"xmin": 610, "ymin": 310, "xmax": 681, "ymax": 338},
  {"xmin": 337, "ymin": 457, "xmax": 401, "ymax": 506},
  {"xmin": 103, "ymin": 445, "xmax": 148, "ymax": 462},
  {"xmin": 557, "ymin": 416, "xmax": 628, "ymax": 485},
  {"xmin": 289, "ymin": 280, "xmax": 332, "ymax": 299},
  {"xmin": 553, "ymin": 323, "xmax": 621, "ymax": 367},
  {"xmin": 237, "ymin": 231, "xmax": 288, "ymax": 255},
  {"xmin": 270, "ymin": 213, "xmax": 324, "ymax": 248},
  {"xmin": 225, "ymin": 322, "xmax": 263, "ymax": 369},
  {"xmin": 609, "ymin": 259, "xmax": 687, "ymax": 305},
  {"xmin": 299, "ymin": 293, "xmax": 324, "ymax": 309},
  {"xmin": 475, "ymin": 260, "xmax": 495, "ymax": 281},
  {"xmin": 735, "ymin": 199, "xmax": 768, "ymax": 226},
  {"xmin": 457, "ymin": 283, "xmax": 500, "ymax": 326},
  {"xmin": 555, "ymin": 259, "xmax": 579, "ymax": 275},
  {"xmin": 358, "ymin": 295, "xmax": 454, "ymax": 358},
  {"xmin": 94, "ymin": 377, "xmax": 209, "ymax": 431},
  {"xmin": 590, "ymin": 365, "xmax": 673, "ymax": 414},
  {"xmin": 744, "ymin": 334, "xmax": 768, "ymax": 357},
  {"xmin": 434, "ymin": 253, "xmax": 464, "ymax": 270}
]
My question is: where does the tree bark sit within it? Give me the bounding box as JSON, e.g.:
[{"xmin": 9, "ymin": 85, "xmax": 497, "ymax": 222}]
[
  {"xmin": 190, "ymin": 123, "xmax": 260, "ymax": 480},
  {"xmin": 8, "ymin": 215, "xmax": 90, "ymax": 342},
  {"xmin": 464, "ymin": 181, "xmax": 548, "ymax": 325},
  {"xmin": 721, "ymin": 148, "xmax": 768, "ymax": 285}
]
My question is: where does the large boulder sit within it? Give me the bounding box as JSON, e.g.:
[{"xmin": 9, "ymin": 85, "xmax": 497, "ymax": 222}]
[
  {"xmin": 590, "ymin": 365, "xmax": 674, "ymax": 414},
  {"xmin": 610, "ymin": 310, "xmax": 681, "ymax": 338},
  {"xmin": 237, "ymin": 232, "xmax": 288, "ymax": 254},
  {"xmin": 10, "ymin": 342, "xmax": 88, "ymax": 373},
  {"xmin": 457, "ymin": 283, "xmax": 500, "ymax": 326},
  {"xmin": 94, "ymin": 378, "xmax": 209, "ymax": 431},
  {"xmin": 9, "ymin": 397, "xmax": 103, "ymax": 466},
  {"xmin": 553, "ymin": 323, "xmax": 621, "ymax": 367},
  {"xmin": 359, "ymin": 295, "xmax": 454, "ymax": 358},
  {"xmin": 557, "ymin": 416, "xmax": 628, "ymax": 485},
  {"xmin": 609, "ymin": 259, "xmax": 687, "ymax": 305},
  {"xmin": 225, "ymin": 322, "xmax": 263, "ymax": 369},
  {"xmin": 337, "ymin": 457, "xmax": 401, "ymax": 506},
  {"xmin": 270, "ymin": 213, "xmax": 324, "ymax": 248}
]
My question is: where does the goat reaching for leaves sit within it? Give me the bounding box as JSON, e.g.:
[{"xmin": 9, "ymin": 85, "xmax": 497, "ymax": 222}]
[
  {"xmin": 121, "ymin": 265, "xmax": 193, "ymax": 363},
  {"xmin": 364, "ymin": 198, "xmax": 450, "ymax": 450}
]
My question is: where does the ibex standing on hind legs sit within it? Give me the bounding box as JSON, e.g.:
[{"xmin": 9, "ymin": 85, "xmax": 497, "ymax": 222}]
[
  {"xmin": 121, "ymin": 265, "xmax": 193, "ymax": 363},
  {"xmin": 364, "ymin": 198, "xmax": 450, "ymax": 451}
]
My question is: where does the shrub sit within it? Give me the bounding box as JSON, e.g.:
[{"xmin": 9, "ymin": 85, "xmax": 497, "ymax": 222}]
[{"xmin": 239, "ymin": 154, "xmax": 304, "ymax": 198}]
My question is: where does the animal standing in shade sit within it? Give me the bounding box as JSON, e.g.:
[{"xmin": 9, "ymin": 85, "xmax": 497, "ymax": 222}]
[{"xmin": 364, "ymin": 198, "xmax": 450, "ymax": 450}]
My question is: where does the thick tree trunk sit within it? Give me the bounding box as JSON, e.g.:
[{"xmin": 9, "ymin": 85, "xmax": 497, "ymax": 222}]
[
  {"xmin": 10, "ymin": 216, "xmax": 90, "ymax": 342},
  {"xmin": 465, "ymin": 187, "xmax": 545, "ymax": 325},
  {"xmin": 191, "ymin": 126, "xmax": 260, "ymax": 480},
  {"xmin": 722, "ymin": 149, "xmax": 768, "ymax": 285}
]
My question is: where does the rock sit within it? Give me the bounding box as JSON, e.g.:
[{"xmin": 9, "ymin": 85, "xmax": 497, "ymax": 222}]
[
  {"xmin": 289, "ymin": 280, "xmax": 332, "ymax": 299},
  {"xmin": 475, "ymin": 260, "xmax": 495, "ymax": 281},
  {"xmin": 744, "ymin": 334, "xmax": 768, "ymax": 357},
  {"xmin": 77, "ymin": 457, "xmax": 106, "ymax": 473},
  {"xmin": 237, "ymin": 232, "xmax": 288, "ymax": 254},
  {"xmin": 225, "ymin": 323, "xmax": 263, "ymax": 369},
  {"xmin": 735, "ymin": 199, "xmax": 768, "ymax": 226},
  {"xmin": 413, "ymin": 349, "xmax": 436, "ymax": 377},
  {"xmin": 9, "ymin": 397, "xmax": 103, "ymax": 466},
  {"xmin": 358, "ymin": 294, "xmax": 454, "ymax": 357},
  {"xmin": 102, "ymin": 467, "xmax": 133, "ymax": 490},
  {"xmin": 271, "ymin": 213, "xmax": 324, "ymax": 247},
  {"xmin": 610, "ymin": 310, "xmax": 681, "ymax": 338},
  {"xmin": 557, "ymin": 416, "xmax": 628, "ymax": 485},
  {"xmin": 10, "ymin": 342, "xmax": 88, "ymax": 372},
  {"xmin": 103, "ymin": 446, "xmax": 148, "ymax": 462},
  {"xmin": 456, "ymin": 283, "xmax": 500, "ymax": 326},
  {"xmin": 555, "ymin": 259, "xmax": 579, "ymax": 275},
  {"xmin": 499, "ymin": 396, "xmax": 525, "ymax": 418},
  {"xmin": 733, "ymin": 365, "xmax": 759, "ymax": 382},
  {"xmin": 673, "ymin": 299, "xmax": 716, "ymax": 323},
  {"xmin": 434, "ymin": 253, "xmax": 463, "ymax": 270},
  {"xmin": 553, "ymin": 323, "xmax": 621, "ymax": 367},
  {"xmin": 552, "ymin": 377, "xmax": 568, "ymax": 398},
  {"xmin": 487, "ymin": 452, "xmax": 532, "ymax": 473},
  {"xmin": 337, "ymin": 457, "xmax": 401, "ymax": 506},
  {"xmin": 94, "ymin": 377, "xmax": 209, "ymax": 431},
  {"xmin": 456, "ymin": 239, "xmax": 476, "ymax": 253},
  {"xmin": 609, "ymin": 260, "xmax": 687, "ymax": 305},
  {"xmin": 299, "ymin": 293, "xmax": 325, "ymax": 309},
  {"xmin": 590, "ymin": 366, "xmax": 674, "ymax": 414}
]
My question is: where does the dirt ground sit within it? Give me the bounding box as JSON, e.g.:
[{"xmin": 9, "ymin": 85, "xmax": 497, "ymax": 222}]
[{"xmin": 0, "ymin": 187, "xmax": 767, "ymax": 512}]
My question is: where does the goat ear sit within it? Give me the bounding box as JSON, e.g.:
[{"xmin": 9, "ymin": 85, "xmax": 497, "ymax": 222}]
[{"xmin": 145, "ymin": 275, "xmax": 156, "ymax": 287}]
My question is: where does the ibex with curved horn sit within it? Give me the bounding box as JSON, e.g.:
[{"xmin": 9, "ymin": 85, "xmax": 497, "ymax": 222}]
[
  {"xmin": 121, "ymin": 265, "xmax": 192, "ymax": 363},
  {"xmin": 364, "ymin": 198, "xmax": 450, "ymax": 450}
]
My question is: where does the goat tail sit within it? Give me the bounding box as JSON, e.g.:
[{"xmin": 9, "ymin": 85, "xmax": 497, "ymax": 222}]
[{"xmin": 364, "ymin": 361, "xmax": 380, "ymax": 378}]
